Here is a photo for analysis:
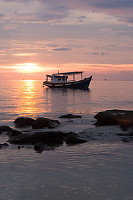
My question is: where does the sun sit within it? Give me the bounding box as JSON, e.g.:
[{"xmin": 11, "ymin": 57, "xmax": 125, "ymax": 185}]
[{"xmin": 16, "ymin": 63, "xmax": 41, "ymax": 73}]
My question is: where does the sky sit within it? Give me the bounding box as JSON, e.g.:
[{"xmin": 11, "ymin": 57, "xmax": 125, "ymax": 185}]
[{"xmin": 0, "ymin": 0, "xmax": 133, "ymax": 80}]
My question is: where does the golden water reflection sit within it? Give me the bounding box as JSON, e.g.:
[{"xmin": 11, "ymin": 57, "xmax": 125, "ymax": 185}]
[
  {"xmin": 11, "ymin": 80, "xmax": 91, "ymax": 119},
  {"xmin": 15, "ymin": 80, "xmax": 40, "ymax": 117}
]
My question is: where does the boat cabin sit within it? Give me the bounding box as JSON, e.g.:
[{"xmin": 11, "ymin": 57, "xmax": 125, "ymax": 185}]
[
  {"xmin": 46, "ymin": 74, "xmax": 68, "ymax": 83},
  {"xmin": 46, "ymin": 71, "xmax": 83, "ymax": 83}
]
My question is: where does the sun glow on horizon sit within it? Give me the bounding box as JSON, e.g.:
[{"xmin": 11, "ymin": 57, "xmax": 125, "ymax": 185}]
[{"xmin": 16, "ymin": 63, "xmax": 42, "ymax": 73}]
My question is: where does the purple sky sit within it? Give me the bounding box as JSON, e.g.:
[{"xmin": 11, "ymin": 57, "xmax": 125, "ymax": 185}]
[{"xmin": 0, "ymin": 0, "xmax": 133, "ymax": 80}]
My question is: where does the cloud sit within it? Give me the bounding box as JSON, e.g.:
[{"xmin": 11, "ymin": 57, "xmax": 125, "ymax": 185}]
[
  {"xmin": 0, "ymin": 0, "xmax": 133, "ymax": 25},
  {"xmin": 92, "ymin": 0, "xmax": 133, "ymax": 9},
  {"xmin": 3, "ymin": 0, "xmax": 133, "ymax": 10},
  {"xmin": 0, "ymin": 14, "xmax": 5, "ymax": 18},
  {"xmin": 92, "ymin": 52, "xmax": 106, "ymax": 56},
  {"xmin": 2, "ymin": 0, "xmax": 133, "ymax": 25},
  {"xmin": 121, "ymin": 17, "xmax": 133, "ymax": 25},
  {"xmin": 52, "ymin": 47, "xmax": 72, "ymax": 51}
]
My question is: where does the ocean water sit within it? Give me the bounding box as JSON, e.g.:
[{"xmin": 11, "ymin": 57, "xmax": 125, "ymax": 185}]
[
  {"xmin": 0, "ymin": 80, "xmax": 133, "ymax": 121},
  {"xmin": 0, "ymin": 80, "xmax": 133, "ymax": 200}
]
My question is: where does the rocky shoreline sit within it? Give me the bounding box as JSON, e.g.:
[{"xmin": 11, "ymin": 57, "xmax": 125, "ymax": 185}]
[{"xmin": 0, "ymin": 110, "xmax": 133, "ymax": 153}]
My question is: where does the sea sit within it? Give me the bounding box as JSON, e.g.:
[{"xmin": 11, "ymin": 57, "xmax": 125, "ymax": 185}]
[{"xmin": 0, "ymin": 80, "xmax": 133, "ymax": 200}]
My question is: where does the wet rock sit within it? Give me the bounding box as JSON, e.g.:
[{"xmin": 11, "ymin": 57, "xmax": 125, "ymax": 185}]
[
  {"xmin": 94, "ymin": 109, "xmax": 133, "ymax": 129},
  {"xmin": 34, "ymin": 143, "xmax": 55, "ymax": 153},
  {"xmin": 10, "ymin": 129, "xmax": 23, "ymax": 137},
  {"xmin": 0, "ymin": 143, "xmax": 9, "ymax": 149},
  {"xmin": 0, "ymin": 126, "xmax": 22, "ymax": 137},
  {"xmin": 9, "ymin": 131, "xmax": 64, "ymax": 145},
  {"xmin": 59, "ymin": 114, "xmax": 82, "ymax": 118},
  {"xmin": 65, "ymin": 132, "xmax": 87, "ymax": 145},
  {"xmin": 0, "ymin": 127, "xmax": 23, "ymax": 137},
  {"xmin": 0, "ymin": 126, "xmax": 12, "ymax": 134},
  {"xmin": 14, "ymin": 117, "xmax": 35, "ymax": 127},
  {"xmin": 32, "ymin": 117, "xmax": 60, "ymax": 129}
]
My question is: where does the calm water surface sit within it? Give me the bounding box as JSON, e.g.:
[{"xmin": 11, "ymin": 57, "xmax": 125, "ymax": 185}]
[
  {"xmin": 0, "ymin": 80, "xmax": 133, "ymax": 200},
  {"xmin": 0, "ymin": 80, "xmax": 133, "ymax": 121}
]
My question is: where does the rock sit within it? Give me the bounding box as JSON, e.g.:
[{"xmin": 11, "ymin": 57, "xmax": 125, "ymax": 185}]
[
  {"xmin": 0, "ymin": 126, "xmax": 12, "ymax": 134},
  {"xmin": 10, "ymin": 129, "xmax": 23, "ymax": 137},
  {"xmin": 9, "ymin": 131, "xmax": 64, "ymax": 145},
  {"xmin": 14, "ymin": 117, "xmax": 35, "ymax": 127},
  {"xmin": 59, "ymin": 114, "xmax": 82, "ymax": 118},
  {"xmin": 65, "ymin": 132, "xmax": 87, "ymax": 145},
  {"xmin": 1, "ymin": 127, "xmax": 23, "ymax": 137},
  {"xmin": 0, "ymin": 126, "xmax": 22, "ymax": 137},
  {"xmin": 14, "ymin": 116, "xmax": 60, "ymax": 129},
  {"xmin": 94, "ymin": 109, "xmax": 133, "ymax": 129},
  {"xmin": 0, "ymin": 143, "xmax": 9, "ymax": 149},
  {"xmin": 34, "ymin": 143, "xmax": 55, "ymax": 153},
  {"xmin": 32, "ymin": 117, "xmax": 60, "ymax": 129}
]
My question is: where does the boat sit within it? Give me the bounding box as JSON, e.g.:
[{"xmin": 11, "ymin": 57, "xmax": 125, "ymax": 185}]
[{"xmin": 43, "ymin": 71, "xmax": 92, "ymax": 89}]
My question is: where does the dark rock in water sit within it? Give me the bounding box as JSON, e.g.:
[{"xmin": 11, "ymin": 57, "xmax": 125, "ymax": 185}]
[
  {"xmin": 0, "ymin": 126, "xmax": 12, "ymax": 134},
  {"xmin": 0, "ymin": 143, "xmax": 9, "ymax": 149},
  {"xmin": 34, "ymin": 143, "xmax": 55, "ymax": 153},
  {"xmin": 59, "ymin": 114, "xmax": 82, "ymax": 118},
  {"xmin": 10, "ymin": 129, "xmax": 23, "ymax": 137},
  {"xmin": 14, "ymin": 116, "xmax": 60, "ymax": 129},
  {"xmin": 1, "ymin": 127, "xmax": 23, "ymax": 137},
  {"xmin": 14, "ymin": 117, "xmax": 35, "ymax": 127},
  {"xmin": 0, "ymin": 126, "xmax": 22, "ymax": 137},
  {"xmin": 94, "ymin": 109, "xmax": 133, "ymax": 129},
  {"xmin": 65, "ymin": 132, "xmax": 87, "ymax": 145},
  {"xmin": 9, "ymin": 131, "xmax": 64, "ymax": 145},
  {"xmin": 32, "ymin": 117, "xmax": 60, "ymax": 129}
]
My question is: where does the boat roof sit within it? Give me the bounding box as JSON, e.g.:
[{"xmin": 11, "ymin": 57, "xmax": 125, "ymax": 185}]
[
  {"xmin": 46, "ymin": 71, "xmax": 84, "ymax": 78},
  {"xmin": 53, "ymin": 71, "xmax": 84, "ymax": 76}
]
